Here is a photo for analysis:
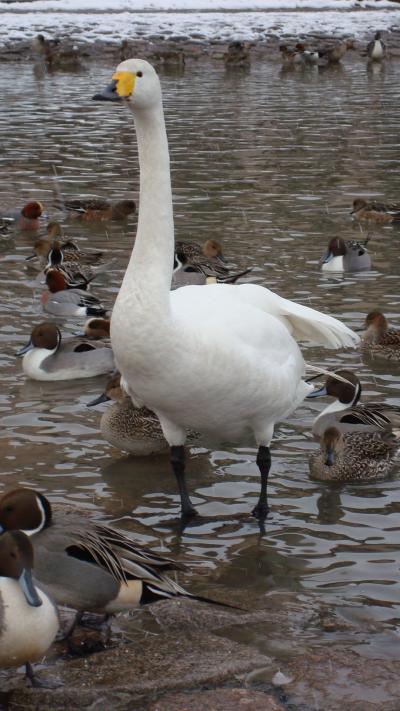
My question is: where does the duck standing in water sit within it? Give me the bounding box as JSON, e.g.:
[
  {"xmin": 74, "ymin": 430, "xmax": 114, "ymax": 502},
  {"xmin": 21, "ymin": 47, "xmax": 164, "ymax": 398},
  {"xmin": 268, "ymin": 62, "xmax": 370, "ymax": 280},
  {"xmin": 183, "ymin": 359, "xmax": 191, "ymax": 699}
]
[
  {"xmin": 93, "ymin": 59, "xmax": 358, "ymax": 522},
  {"xmin": 367, "ymin": 32, "xmax": 385, "ymax": 62},
  {"xmin": 0, "ymin": 530, "xmax": 58, "ymax": 686}
]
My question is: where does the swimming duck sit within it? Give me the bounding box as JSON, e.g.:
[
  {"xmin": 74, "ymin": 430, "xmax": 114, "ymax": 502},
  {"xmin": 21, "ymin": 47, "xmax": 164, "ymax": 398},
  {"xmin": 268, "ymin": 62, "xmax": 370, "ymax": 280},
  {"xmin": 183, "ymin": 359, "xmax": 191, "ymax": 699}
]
[
  {"xmin": 1, "ymin": 201, "xmax": 44, "ymax": 231},
  {"xmin": 0, "ymin": 488, "xmax": 228, "ymax": 622},
  {"xmin": 56, "ymin": 197, "xmax": 136, "ymax": 221},
  {"xmin": 351, "ymin": 199, "xmax": 400, "ymax": 224},
  {"xmin": 87, "ymin": 373, "xmax": 169, "ymax": 455},
  {"xmin": 279, "ymin": 44, "xmax": 305, "ymax": 67},
  {"xmin": 93, "ymin": 59, "xmax": 358, "ymax": 522},
  {"xmin": 320, "ymin": 237, "xmax": 371, "ymax": 272},
  {"xmin": 318, "ymin": 39, "xmax": 354, "ymax": 64},
  {"xmin": 307, "ymin": 369, "xmax": 400, "ymax": 438},
  {"xmin": 31, "ymin": 34, "xmax": 81, "ymax": 70},
  {"xmin": 42, "ymin": 269, "xmax": 108, "ymax": 318},
  {"xmin": 361, "ymin": 311, "xmax": 400, "ymax": 361},
  {"xmin": 83, "ymin": 317, "xmax": 111, "ymax": 339},
  {"xmin": 16, "ymin": 322, "xmax": 114, "ymax": 381},
  {"xmin": 223, "ymin": 41, "xmax": 250, "ymax": 68},
  {"xmin": 367, "ymin": 31, "xmax": 385, "ymax": 61},
  {"xmin": 152, "ymin": 48, "xmax": 185, "ymax": 68},
  {"xmin": 295, "ymin": 42, "xmax": 319, "ymax": 65},
  {"xmin": 0, "ymin": 530, "xmax": 58, "ymax": 686},
  {"xmin": 172, "ymin": 255, "xmax": 252, "ymax": 289},
  {"xmin": 309, "ymin": 425, "xmax": 399, "ymax": 482}
]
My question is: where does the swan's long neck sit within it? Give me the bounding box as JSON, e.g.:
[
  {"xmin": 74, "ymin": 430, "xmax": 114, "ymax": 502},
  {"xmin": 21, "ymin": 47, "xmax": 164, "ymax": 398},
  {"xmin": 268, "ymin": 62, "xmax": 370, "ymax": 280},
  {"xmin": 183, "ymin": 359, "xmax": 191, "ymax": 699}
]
[{"xmin": 120, "ymin": 103, "xmax": 173, "ymax": 312}]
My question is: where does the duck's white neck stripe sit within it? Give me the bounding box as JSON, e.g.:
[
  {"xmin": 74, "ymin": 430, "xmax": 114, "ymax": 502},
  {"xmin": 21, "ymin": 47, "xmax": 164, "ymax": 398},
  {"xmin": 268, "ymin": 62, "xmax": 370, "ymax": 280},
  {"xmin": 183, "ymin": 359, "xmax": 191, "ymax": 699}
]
[
  {"xmin": 22, "ymin": 495, "xmax": 46, "ymax": 536},
  {"xmin": 314, "ymin": 399, "xmax": 349, "ymax": 427}
]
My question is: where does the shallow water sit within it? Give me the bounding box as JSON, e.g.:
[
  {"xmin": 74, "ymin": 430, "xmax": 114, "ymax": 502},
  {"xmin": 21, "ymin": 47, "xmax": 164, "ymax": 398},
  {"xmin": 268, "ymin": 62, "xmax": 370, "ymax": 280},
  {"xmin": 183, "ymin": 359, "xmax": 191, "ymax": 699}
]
[{"xmin": 1, "ymin": 57, "xmax": 400, "ymax": 669}]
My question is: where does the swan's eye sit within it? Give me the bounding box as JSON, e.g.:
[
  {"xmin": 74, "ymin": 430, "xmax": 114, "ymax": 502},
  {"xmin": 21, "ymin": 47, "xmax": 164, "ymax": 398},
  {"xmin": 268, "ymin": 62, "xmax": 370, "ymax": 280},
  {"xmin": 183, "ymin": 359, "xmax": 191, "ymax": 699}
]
[{"xmin": 136, "ymin": 71, "xmax": 143, "ymax": 78}]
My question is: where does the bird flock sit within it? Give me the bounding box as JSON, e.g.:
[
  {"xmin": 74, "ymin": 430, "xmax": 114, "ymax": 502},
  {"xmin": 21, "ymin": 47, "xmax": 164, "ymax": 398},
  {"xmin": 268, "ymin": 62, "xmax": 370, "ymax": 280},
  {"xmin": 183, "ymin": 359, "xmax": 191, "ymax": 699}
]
[{"xmin": 0, "ymin": 50, "xmax": 400, "ymax": 688}]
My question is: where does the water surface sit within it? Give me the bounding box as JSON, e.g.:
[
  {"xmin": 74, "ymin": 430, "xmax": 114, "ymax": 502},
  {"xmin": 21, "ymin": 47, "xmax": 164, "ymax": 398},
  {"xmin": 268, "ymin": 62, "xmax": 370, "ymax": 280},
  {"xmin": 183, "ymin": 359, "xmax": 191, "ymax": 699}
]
[{"xmin": 1, "ymin": 57, "xmax": 400, "ymax": 666}]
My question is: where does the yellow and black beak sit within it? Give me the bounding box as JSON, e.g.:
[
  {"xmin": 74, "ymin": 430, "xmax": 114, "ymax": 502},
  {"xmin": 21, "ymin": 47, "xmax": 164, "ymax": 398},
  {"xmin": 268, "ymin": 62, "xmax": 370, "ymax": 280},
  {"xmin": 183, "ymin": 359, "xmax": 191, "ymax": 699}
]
[{"xmin": 92, "ymin": 72, "xmax": 135, "ymax": 102}]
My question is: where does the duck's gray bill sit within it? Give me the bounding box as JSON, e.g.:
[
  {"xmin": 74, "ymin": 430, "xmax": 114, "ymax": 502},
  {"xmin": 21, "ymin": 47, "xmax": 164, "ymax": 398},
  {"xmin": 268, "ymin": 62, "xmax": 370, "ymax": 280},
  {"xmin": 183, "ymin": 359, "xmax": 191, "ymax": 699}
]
[
  {"xmin": 16, "ymin": 341, "xmax": 33, "ymax": 357},
  {"xmin": 19, "ymin": 568, "xmax": 42, "ymax": 607},
  {"xmin": 87, "ymin": 392, "xmax": 111, "ymax": 407},
  {"xmin": 306, "ymin": 385, "xmax": 328, "ymax": 399},
  {"xmin": 92, "ymin": 80, "xmax": 122, "ymax": 102}
]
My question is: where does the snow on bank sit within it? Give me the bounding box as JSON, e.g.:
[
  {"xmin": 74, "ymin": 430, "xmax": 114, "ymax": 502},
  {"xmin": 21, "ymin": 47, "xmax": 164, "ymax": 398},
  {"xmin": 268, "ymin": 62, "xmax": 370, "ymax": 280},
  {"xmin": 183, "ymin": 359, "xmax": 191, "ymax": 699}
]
[
  {"xmin": 0, "ymin": 0, "xmax": 399, "ymax": 47},
  {"xmin": 0, "ymin": 0, "xmax": 397, "ymax": 10}
]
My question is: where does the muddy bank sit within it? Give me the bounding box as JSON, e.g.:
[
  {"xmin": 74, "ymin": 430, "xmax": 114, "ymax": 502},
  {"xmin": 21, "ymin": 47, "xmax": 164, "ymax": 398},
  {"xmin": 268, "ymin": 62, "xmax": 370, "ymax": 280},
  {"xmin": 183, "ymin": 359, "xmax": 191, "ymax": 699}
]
[
  {"xmin": 1, "ymin": 27, "xmax": 400, "ymax": 64},
  {"xmin": 2, "ymin": 594, "xmax": 400, "ymax": 710}
]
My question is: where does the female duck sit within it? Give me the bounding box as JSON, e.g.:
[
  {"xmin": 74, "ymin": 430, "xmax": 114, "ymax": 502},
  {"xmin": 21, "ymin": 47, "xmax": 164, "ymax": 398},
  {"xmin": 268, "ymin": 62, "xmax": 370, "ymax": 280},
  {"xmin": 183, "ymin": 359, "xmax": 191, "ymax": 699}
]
[
  {"xmin": 87, "ymin": 373, "xmax": 169, "ymax": 455},
  {"xmin": 0, "ymin": 488, "xmax": 226, "ymax": 623},
  {"xmin": 351, "ymin": 199, "xmax": 400, "ymax": 224},
  {"xmin": 361, "ymin": 311, "xmax": 400, "ymax": 361},
  {"xmin": 0, "ymin": 530, "xmax": 58, "ymax": 686},
  {"xmin": 58, "ymin": 197, "xmax": 136, "ymax": 221},
  {"xmin": 307, "ymin": 369, "xmax": 400, "ymax": 438},
  {"xmin": 94, "ymin": 59, "xmax": 358, "ymax": 522},
  {"xmin": 309, "ymin": 425, "xmax": 399, "ymax": 482},
  {"xmin": 42, "ymin": 269, "xmax": 108, "ymax": 318},
  {"xmin": 17, "ymin": 322, "xmax": 114, "ymax": 381}
]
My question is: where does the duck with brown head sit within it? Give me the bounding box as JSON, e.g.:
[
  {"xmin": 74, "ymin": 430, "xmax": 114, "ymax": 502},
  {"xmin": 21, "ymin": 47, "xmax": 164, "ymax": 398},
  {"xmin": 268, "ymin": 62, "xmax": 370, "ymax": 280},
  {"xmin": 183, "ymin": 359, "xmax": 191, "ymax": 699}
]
[
  {"xmin": 307, "ymin": 369, "xmax": 400, "ymax": 438},
  {"xmin": 320, "ymin": 237, "xmax": 371, "ymax": 272},
  {"xmin": 16, "ymin": 321, "xmax": 114, "ymax": 381},
  {"xmin": 361, "ymin": 311, "xmax": 400, "ymax": 362},
  {"xmin": 309, "ymin": 425, "xmax": 399, "ymax": 482},
  {"xmin": 0, "ymin": 529, "xmax": 58, "ymax": 686}
]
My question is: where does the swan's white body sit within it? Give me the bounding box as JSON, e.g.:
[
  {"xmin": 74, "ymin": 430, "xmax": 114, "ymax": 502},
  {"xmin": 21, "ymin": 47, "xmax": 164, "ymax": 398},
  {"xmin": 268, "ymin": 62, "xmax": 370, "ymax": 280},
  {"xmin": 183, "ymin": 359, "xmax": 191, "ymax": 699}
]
[{"xmin": 108, "ymin": 60, "xmax": 358, "ymax": 467}]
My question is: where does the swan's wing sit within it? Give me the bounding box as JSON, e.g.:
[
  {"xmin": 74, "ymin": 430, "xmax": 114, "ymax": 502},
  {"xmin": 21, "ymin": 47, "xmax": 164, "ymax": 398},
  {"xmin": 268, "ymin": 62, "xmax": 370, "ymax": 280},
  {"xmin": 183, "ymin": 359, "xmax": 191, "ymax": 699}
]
[{"xmin": 220, "ymin": 283, "xmax": 359, "ymax": 349}]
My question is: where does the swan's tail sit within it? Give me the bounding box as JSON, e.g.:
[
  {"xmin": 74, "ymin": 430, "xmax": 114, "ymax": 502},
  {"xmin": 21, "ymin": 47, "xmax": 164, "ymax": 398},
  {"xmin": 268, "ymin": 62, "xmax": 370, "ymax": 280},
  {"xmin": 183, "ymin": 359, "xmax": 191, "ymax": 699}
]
[{"xmin": 238, "ymin": 284, "xmax": 360, "ymax": 349}]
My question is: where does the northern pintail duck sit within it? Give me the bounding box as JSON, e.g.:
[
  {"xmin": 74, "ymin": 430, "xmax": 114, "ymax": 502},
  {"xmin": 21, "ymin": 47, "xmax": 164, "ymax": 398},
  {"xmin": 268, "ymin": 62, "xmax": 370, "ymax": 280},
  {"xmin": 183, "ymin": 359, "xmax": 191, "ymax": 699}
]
[
  {"xmin": 279, "ymin": 44, "xmax": 305, "ymax": 67},
  {"xmin": 42, "ymin": 269, "xmax": 108, "ymax": 317},
  {"xmin": 84, "ymin": 317, "xmax": 111, "ymax": 339},
  {"xmin": 0, "ymin": 530, "xmax": 58, "ymax": 686},
  {"xmin": 1, "ymin": 201, "xmax": 44, "ymax": 231},
  {"xmin": 93, "ymin": 59, "xmax": 358, "ymax": 523},
  {"xmin": 27, "ymin": 235, "xmax": 106, "ymax": 280},
  {"xmin": 0, "ymin": 488, "xmax": 227, "ymax": 621},
  {"xmin": 56, "ymin": 197, "xmax": 136, "ymax": 221},
  {"xmin": 318, "ymin": 39, "xmax": 354, "ymax": 64},
  {"xmin": 223, "ymin": 41, "xmax": 250, "ymax": 68},
  {"xmin": 88, "ymin": 373, "xmax": 169, "ymax": 455},
  {"xmin": 17, "ymin": 322, "xmax": 114, "ymax": 381},
  {"xmin": 307, "ymin": 369, "xmax": 400, "ymax": 438},
  {"xmin": 361, "ymin": 311, "xmax": 400, "ymax": 361},
  {"xmin": 31, "ymin": 34, "xmax": 81, "ymax": 70},
  {"xmin": 152, "ymin": 48, "xmax": 186, "ymax": 68},
  {"xmin": 367, "ymin": 32, "xmax": 385, "ymax": 61},
  {"xmin": 320, "ymin": 237, "xmax": 371, "ymax": 272},
  {"xmin": 294, "ymin": 42, "xmax": 319, "ymax": 65},
  {"xmin": 351, "ymin": 198, "xmax": 400, "ymax": 224},
  {"xmin": 172, "ymin": 255, "xmax": 251, "ymax": 289},
  {"xmin": 309, "ymin": 425, "xmax": 399, "ymax": 482}
]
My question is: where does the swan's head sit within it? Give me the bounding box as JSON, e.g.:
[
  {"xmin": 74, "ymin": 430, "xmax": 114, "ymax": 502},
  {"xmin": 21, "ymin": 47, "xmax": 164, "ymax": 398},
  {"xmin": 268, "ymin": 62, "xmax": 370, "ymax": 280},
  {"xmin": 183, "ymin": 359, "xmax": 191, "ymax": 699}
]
[{"xmin": 93, "ymin": 58, "xmax": 162, "ymax": 111}]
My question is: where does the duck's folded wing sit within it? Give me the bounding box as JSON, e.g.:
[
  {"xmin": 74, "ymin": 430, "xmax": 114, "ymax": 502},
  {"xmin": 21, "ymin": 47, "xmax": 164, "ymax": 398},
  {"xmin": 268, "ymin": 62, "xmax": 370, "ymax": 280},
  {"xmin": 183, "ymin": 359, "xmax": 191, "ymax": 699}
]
[
  {"xmin": 235, "ymin": 283, "xmax": 359, "ymax": 349},
  {"xmin": 66, "ymin": 524, "xmax": 185, "ymax": 584}
]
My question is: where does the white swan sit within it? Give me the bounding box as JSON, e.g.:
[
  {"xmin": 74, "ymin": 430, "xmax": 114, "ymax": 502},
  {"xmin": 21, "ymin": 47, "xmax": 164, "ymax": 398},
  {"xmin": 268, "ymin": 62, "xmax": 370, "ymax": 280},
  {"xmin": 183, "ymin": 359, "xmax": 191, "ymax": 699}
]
[{"xmin": 94, "ymin": 59, "xmax": 359, "ymax": 521}]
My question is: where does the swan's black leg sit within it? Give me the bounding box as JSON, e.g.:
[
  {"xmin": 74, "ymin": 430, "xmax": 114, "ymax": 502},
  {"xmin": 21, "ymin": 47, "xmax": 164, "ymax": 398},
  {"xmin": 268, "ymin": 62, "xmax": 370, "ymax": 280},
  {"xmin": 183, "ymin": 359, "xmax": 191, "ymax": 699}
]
[
  {"xmin": 252, "ymin": 445, "xmax": 271, "ymax": 520},
  {"xmin": 170, "ymin": 445, "xmax": 198, "ymax": 520}
]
